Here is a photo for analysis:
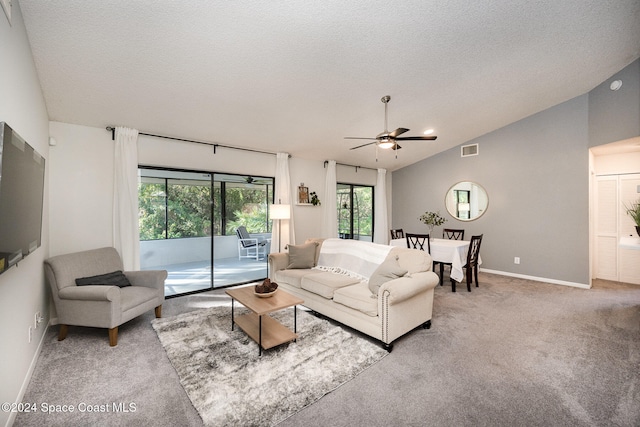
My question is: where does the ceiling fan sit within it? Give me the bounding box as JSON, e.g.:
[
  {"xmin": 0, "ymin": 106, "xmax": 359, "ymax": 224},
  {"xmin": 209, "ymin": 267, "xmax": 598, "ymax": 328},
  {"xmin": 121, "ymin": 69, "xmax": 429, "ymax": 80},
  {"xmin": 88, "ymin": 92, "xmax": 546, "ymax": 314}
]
[{"xmin": 345, "ymin": 95, "xmax": 437, "ymax": 152}]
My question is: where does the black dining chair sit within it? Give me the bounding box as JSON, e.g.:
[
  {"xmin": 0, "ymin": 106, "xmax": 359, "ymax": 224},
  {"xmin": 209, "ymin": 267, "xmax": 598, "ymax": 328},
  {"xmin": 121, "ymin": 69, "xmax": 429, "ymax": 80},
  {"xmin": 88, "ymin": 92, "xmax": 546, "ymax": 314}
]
[
  {"xmin": 443, "ymin": 228, "xmax": 465, "ymax": 240},
  {"xmin": 452, "ymin": 234, "xmax": 483, "ymax": 292},
  {"xmin": 390, "ymin": 228, "xmax": 405, "ymax": 239},
  {"xmin": 406, "ymin": 233, "xmax": 431, "ymax": 253},
  {"xmin": 434, "ymin": 228, "xmax": 465, "ymax": 285}
]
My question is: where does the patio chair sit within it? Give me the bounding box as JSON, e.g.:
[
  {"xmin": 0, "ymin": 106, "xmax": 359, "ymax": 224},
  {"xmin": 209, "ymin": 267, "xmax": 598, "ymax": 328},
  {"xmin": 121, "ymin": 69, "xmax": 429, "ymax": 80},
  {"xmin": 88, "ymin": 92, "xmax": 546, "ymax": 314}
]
[{"xmin": 236, "ymin": 225, "xmax": 268, "ymax": 260}]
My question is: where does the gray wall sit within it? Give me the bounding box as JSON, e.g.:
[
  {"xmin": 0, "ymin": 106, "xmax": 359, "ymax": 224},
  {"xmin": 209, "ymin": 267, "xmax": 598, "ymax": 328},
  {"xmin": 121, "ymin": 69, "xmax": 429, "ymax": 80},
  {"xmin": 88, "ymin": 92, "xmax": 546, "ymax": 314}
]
[
  {"xmin": 392, "ymin": 94, "xmax": 590, "ymax": 285},
  {"xmin": 589, "ymin": 59, "xmax": 640, "ymax": 147}
]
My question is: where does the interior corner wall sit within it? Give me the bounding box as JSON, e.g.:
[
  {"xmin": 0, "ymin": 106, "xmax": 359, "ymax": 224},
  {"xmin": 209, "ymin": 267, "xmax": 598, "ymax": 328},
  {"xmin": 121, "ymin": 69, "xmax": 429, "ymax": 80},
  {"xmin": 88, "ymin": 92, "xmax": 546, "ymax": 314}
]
[
  {"xmin": 589, "ymin": 59, "xmax": 640, "ymax": 147},
  {"xmin": 392, "ymin": 94, "xmax": 590, "ymax": 285},
  {"xmin": 0, "ymin": 2, "xmax": 51, "ymax": 427}
]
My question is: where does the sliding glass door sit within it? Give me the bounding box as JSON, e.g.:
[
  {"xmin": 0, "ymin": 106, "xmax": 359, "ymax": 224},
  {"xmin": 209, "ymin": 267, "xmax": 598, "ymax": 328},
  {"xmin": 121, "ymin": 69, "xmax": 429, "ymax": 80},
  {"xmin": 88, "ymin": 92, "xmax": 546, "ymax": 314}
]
[
  {"xmin": 138, "ymin": 167, "xmax": 273, "ymax": 297},
  {"xmin": 337, "ymin": 183, "xmax": 374, "ymax": 241}
]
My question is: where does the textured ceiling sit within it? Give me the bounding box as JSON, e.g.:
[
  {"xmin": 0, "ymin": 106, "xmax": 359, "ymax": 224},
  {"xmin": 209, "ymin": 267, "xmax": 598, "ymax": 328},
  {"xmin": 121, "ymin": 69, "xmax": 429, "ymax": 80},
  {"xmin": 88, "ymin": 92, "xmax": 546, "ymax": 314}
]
[{"xmin": 19, "ymin": 0, "xmax": 640, "ymax": 170}]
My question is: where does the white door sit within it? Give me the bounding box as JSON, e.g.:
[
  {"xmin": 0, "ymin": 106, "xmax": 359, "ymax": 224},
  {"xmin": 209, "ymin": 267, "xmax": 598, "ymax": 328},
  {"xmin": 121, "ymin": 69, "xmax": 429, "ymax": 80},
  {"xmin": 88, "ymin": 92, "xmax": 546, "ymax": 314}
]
[{"xmin": 595, "ymin": 174, "xmax": 640, "ymax": 285}]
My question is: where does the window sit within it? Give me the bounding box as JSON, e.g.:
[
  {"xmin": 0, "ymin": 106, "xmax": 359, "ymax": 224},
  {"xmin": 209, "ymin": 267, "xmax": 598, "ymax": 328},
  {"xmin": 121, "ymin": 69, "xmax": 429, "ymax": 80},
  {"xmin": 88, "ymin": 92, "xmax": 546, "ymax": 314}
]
[
  {"xmin": 337, "ymin": 183, "xmax": 374, "ymax": 241},
  {"xmin": 138, "ymin": 173, "xmax": 212, "ymax": 241}
]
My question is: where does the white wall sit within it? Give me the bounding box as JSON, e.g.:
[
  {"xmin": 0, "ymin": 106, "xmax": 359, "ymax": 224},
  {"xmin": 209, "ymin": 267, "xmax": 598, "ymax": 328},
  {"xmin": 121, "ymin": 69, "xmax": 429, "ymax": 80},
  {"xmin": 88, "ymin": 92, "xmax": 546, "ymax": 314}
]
[
  {"xmin": 48, "ymin": 122, "xmax": 114, "ymax": 256},
  {"xmin": 593, "ymin": 150, "xmax": 640, "ymax": 175},
  {"xmin": 0, "ymin": 3, "xmax": 51, "ymax": 426},
  {"xmin": 48, "ymin": 124, "xmax": 395, "ymax": 254}
]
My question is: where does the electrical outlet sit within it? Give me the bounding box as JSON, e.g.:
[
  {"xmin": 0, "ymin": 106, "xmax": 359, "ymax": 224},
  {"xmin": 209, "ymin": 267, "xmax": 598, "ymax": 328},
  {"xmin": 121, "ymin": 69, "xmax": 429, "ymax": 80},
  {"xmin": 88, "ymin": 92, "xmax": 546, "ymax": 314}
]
[
  {"xmin": 514, "ymin": 257, "xmax": 520, "ymax": 265},
  {"xmin": 35, "ymin": 311, "xmax": 42, "ymax": 328}
]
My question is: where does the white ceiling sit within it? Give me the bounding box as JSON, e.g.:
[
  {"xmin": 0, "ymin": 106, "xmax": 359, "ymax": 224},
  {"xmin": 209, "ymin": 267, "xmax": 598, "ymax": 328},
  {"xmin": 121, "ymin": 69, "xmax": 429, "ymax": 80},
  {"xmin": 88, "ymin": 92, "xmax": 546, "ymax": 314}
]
[{"xmin": 19, "ymin": 0, "xmax": 640, "ymax": 171}]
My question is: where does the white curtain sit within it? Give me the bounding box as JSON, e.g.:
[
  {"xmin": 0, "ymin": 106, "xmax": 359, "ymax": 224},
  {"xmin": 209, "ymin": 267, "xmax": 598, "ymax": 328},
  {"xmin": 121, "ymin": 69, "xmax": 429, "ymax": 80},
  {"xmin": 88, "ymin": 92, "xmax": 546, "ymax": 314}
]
[
  {"xmin": 113, "ymin": 126, "xmax": 140, "ymax": 270},
  {"xmin": 271, "ymin": 152, "xmax": 294, "ymax": 252},
  {"xmin": 374, "ymin": 168, "xmax": 389, "ymax": 244},
  {"xmin": 321, "ymin": 160, "xmax": 338, "ymax": 238}
]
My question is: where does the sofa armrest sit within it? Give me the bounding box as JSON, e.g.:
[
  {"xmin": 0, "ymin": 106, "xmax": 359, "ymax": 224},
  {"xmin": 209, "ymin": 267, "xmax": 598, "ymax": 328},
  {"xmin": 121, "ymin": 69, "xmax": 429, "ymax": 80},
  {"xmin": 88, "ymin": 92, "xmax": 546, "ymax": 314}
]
[
  {"xmin": 268, "ymin": 253, "xmax": 290, "ymax": 279},
  {"xmin": 125, "ymin": 270, "xmax": 168, "ymax": 291},
  {"xmin": 58, "ymin": 285, "xmax": 120, "ymax": 302},
  {"xmin": 379, "ymin": 271, "xmax": 439, "ymax": 305}
]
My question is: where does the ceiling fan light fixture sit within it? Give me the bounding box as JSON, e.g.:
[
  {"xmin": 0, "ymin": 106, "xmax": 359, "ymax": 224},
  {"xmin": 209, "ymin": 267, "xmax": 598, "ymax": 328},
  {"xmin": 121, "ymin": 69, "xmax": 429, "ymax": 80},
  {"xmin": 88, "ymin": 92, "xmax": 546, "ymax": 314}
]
[{"xmin": 378, "ymin": 140, "xmax": 395, "ymax": 149}]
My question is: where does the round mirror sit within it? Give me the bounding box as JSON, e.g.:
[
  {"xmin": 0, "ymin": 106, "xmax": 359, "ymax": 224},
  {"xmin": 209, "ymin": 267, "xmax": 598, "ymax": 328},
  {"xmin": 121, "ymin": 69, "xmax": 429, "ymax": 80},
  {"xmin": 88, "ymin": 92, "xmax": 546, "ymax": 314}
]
[{"xmin": 445, "ymin": 181, "xmax": 489, "ymax": 221}]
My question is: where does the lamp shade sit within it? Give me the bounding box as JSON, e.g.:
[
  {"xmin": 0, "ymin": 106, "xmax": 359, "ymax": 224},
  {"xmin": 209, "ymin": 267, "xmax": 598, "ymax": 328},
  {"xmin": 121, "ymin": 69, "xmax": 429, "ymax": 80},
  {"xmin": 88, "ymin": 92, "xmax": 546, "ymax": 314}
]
[{"xmin": 270, "ymin": 204, "xmax": 290, "ymax": 220}]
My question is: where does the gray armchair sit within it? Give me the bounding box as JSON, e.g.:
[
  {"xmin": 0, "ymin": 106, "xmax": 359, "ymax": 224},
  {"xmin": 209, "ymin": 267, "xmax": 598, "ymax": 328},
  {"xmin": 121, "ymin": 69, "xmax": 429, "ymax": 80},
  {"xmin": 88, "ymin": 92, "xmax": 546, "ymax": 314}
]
[{"xmin": 44, "ymin": 247, "xmax": 167, "ymax": 346}]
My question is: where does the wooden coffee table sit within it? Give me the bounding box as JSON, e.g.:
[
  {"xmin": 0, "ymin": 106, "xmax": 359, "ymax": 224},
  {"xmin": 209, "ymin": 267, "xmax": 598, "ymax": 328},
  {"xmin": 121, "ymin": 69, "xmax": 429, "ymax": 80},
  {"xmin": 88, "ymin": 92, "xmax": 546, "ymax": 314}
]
[{"xmin": 226, "ymin": 286, "xmax": 304, "ymax": 356}]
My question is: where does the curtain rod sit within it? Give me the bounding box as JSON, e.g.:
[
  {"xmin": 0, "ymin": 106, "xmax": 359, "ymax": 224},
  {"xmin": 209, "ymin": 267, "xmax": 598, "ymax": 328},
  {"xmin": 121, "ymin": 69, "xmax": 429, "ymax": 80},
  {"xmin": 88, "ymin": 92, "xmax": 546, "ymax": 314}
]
[
  {"xmin": 106, "ymin": 126, "xmax": 283, "ymax": 157},
  {"xmin": 324, "ymin": 160, "xmax": 376, "ymax": 172}
]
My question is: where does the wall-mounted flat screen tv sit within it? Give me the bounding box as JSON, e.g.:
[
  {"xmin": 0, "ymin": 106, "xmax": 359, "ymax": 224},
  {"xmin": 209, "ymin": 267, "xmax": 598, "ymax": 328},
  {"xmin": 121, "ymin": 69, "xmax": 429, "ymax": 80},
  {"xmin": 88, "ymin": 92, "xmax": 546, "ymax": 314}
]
[{"xmin": 0, "ymin": 122, "xmax": 46, "ymax": 275}]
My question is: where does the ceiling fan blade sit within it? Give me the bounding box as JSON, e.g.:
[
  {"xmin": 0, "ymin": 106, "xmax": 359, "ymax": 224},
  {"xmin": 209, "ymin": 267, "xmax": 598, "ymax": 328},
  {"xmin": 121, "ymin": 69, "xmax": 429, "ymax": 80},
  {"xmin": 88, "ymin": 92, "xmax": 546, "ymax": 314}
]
[
  {"xmin": 392, "ymin": 143, "xmax": 402, "ymax": 150},
  {"xmin": 394, "ymin": 135, "xmax": 438, "ymax": 141},
  {"xmin": 388, "ymin": 128, "xmax": 410, "ymax": 138},
  {"xmin": 349, "ymin": 141, "xmax": 377, "ymax": 150},
  {"xmin": 344, "ymin": 137, "xmax": 377, "ymax": 140}
]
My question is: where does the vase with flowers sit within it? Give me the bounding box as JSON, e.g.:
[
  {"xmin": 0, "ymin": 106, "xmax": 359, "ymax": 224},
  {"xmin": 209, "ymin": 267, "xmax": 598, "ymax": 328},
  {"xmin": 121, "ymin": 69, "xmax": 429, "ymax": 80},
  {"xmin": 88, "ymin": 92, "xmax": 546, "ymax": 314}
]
[
  {"xmin": 624, "ymin": 199, "xmax": 640, "ymax": 237},
  {"xmin": 418, "ymin": 211, "xmax": 447, "ymax": 237}
]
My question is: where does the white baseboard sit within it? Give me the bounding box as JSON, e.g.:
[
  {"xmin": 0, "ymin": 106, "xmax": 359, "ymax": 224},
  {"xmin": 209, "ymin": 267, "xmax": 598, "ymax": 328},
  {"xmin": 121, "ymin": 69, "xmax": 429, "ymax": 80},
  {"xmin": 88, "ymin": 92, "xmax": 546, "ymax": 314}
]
[
  {"xmin": 480, "ymin": 268, "xmax": 591, "ymax": 289},
  {"xmin": 7, "ymin": 321, "xmax": 50, "ymax": 427}
]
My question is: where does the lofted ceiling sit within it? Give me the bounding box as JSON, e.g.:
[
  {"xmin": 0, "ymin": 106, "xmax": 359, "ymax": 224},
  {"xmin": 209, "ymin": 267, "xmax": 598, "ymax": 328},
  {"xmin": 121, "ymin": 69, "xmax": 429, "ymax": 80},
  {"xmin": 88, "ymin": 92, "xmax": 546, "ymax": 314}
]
[{"xmin": 19, "ymin": 0, "xmax": 640, "ymax": 171}]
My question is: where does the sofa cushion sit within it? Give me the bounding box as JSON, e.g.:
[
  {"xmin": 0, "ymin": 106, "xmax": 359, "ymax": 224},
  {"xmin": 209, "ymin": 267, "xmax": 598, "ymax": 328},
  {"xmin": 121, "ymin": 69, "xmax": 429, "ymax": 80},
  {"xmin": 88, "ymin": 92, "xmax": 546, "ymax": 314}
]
[
  {"xmin": 274, "ymin": 269, "xmax": 322, "ymax": 289},
  {"xmin": 301, "ymin": 272, "xmax": 361, "ymax": 299},
  {"xmin": 368, "ymin": 256, "xmax": 407, "ymax": 296},
  {"xmin": 334, "ymin": 282, "xmax": 378, "ymax": 317},
  {"xmin": 286, "ymin": 242, "xmax": 319, "ymax": 269},
  {"xmin": 75, "ymin": 270, "xmax": 131, "ymax": 288}
]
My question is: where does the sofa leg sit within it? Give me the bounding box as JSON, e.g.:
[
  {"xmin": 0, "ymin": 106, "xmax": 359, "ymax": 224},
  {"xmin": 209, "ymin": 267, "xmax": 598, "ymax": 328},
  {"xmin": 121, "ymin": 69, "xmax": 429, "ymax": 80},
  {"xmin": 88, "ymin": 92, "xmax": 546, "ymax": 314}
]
[
  {"xmin": 58, "ymin": 324, "xmax": 68, "ymax": 341},
  {"xmin": 383, "ymin": 342, "xmax": 393, "ymax": 352},
  {"xmin": 155, "ymin": 305, "xmax": 162, "ymax": 318},
  {"xmin": 423, "ymin": 320, "xmax": 432, "ymax": 329},
  {"xmin": 108, "ymin": 327, "xmax": 118, "ymax": 347}
]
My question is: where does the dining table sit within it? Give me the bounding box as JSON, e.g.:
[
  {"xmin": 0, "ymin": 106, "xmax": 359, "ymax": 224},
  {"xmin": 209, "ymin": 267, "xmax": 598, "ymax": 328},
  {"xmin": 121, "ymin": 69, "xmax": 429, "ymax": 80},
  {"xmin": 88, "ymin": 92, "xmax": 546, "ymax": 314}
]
[{"xmin": 390, "ymin": 237, "xmax": 480, "ymax": 284}]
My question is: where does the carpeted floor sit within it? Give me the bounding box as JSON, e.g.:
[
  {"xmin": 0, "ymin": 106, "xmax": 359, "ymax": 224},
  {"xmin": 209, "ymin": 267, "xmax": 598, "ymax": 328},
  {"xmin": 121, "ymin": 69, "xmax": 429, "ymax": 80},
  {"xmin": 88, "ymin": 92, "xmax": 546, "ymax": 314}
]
[
  {"xmin": 151, "ymin": 306, "xmax": 387, "ymax": 426},
  {"xmin": 13, "ymin": 274, "xmax": 640, "ymax": 427}
]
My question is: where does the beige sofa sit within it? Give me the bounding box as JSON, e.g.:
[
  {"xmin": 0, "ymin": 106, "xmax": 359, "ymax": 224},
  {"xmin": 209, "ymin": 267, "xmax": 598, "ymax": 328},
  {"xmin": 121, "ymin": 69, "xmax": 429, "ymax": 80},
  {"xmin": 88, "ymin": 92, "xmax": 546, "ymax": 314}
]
[{"xmin": 268, "ymin": 238, "xmax": 439, "ymax": 350}]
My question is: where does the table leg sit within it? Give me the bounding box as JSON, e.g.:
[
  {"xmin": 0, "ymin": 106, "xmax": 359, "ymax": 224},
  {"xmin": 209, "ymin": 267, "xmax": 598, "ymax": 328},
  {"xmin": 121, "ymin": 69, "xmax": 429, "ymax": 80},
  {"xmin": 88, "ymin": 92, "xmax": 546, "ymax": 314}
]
[
  {"xmin": 231, "ymin": 298, "xmax": 235, "ymax": 330},
  {"xmin": 259, "ymin": 315, "xmax": 263, "ymax": 356},
  {"xmin": 294, "ymin": 305, "xmax": 298, "ymax": 342}
]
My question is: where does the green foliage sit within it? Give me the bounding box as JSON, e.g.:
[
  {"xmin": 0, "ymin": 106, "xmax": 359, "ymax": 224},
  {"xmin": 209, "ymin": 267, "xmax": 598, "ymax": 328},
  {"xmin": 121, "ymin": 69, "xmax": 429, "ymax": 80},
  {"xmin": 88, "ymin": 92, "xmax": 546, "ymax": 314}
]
[
  {"xmin": 419, "ymin": 211, "xmax": 447, "ymax": 229},
  {"xmin": 337, "ymin": 186, "xmax": 372, "ymax": 238},
  {"xmin": 624, "ymin": 199, "xmax": 640, "ymax": 226},
  {"xmin": 139, "ymin": 178, "xmax": 271, "ymax": 241},
  {"xmin": 226, "ymin": 204, "xmax": 269, "ymax": 235}
]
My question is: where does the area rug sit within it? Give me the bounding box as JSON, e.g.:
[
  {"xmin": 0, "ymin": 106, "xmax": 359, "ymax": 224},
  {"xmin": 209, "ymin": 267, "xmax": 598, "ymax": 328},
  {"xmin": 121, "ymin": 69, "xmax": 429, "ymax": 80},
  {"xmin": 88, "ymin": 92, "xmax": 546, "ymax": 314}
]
[{"xmin": 152, "ymin": 306, "xmax": 387, "ymax": 426}]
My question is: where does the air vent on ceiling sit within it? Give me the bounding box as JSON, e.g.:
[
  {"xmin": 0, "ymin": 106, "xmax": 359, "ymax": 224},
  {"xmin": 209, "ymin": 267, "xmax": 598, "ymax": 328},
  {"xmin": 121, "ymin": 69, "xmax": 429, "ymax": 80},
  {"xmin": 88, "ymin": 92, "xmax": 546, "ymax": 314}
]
[{"xmin": 461, "ymin": 144, "xmax": 479, "ymax": 157}]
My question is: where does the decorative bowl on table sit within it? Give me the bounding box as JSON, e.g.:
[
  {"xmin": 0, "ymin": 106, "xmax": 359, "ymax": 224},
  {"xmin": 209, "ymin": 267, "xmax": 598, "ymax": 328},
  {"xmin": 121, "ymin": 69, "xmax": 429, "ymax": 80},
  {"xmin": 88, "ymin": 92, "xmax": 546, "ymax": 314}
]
[
  {"xmin": 254, "ymin": 278, "xmax": 278, "ymax": 298},
  {"xmin": 254, "ymin": 289, "xmax": 278, "ymax": 298}
]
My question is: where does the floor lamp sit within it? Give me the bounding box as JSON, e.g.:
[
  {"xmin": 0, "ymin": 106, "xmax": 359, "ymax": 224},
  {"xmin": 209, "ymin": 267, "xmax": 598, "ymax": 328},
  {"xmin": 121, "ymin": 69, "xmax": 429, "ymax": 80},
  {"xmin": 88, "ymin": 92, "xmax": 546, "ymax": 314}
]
[{"xmin": 270, "ymin": 203, "xmax": 290, "ymax": 252}]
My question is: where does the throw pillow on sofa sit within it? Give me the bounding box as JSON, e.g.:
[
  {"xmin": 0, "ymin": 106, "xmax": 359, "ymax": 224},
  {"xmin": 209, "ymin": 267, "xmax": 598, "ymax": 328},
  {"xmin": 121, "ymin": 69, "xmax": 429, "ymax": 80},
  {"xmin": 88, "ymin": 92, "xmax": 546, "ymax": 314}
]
[
  {"xmin": 75, "ymin": 270, "xmax": 132, "ymax": 287},
  {"xmin": 368, "ymin": 256, "xmax": 407, "ymax": 296},
  {"xmin": 286, "ymin": 241, "xmax": 319, "ymax": 269}
]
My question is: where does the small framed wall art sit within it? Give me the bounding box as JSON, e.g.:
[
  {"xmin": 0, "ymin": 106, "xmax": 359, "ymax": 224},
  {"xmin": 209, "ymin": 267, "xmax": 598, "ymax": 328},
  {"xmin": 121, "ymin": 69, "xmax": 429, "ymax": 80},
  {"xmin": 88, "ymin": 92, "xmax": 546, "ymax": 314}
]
[{"xmin": 298, "ymin": 184, "xmax": 309, "ymax": 204}]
